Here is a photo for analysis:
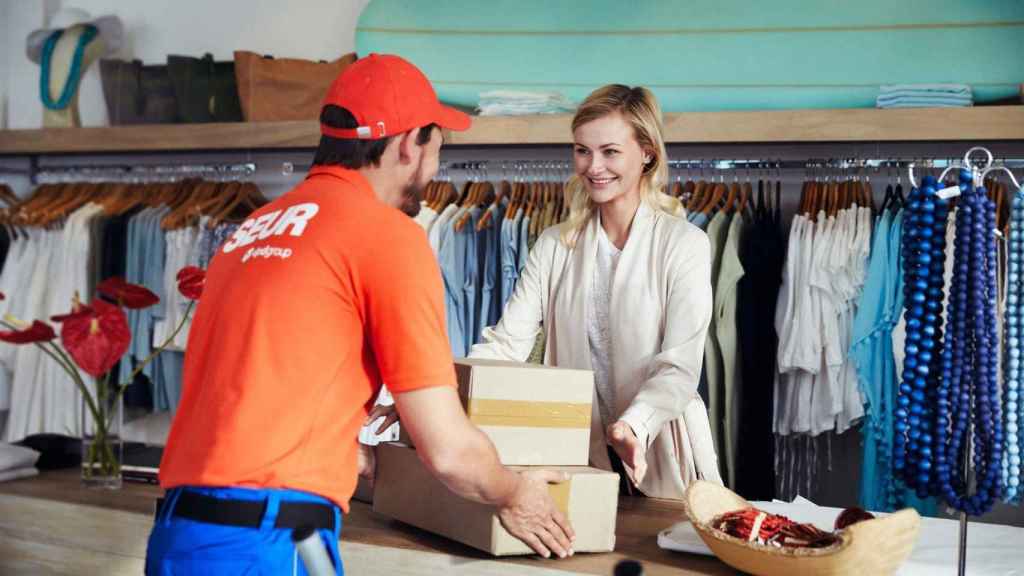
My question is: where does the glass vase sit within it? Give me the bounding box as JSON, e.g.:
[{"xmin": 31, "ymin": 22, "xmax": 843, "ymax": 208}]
[{"xmin": 81, "ymin": 378, "xmax": 123, "ymax": 490}]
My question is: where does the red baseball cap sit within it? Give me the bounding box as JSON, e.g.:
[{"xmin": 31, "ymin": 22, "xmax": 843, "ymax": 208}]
[{"xmin": 320, "ymin": 53, "xmax": 471, "ymax": 140}]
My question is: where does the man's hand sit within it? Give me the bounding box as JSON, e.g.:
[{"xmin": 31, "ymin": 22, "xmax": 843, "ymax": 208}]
[
  {"xmin": 497, "ymin": 470, "xmax": 576, "ymax": 559},
  {"xmin": 357, "ymin": 443, "xmax": 376, "ymax": 485},
  {"xmin": 607, "ymin": 421, "xmax": 647, "ymax": 488},
  {"xmin": 365, "ymin": 403, "xmax": 399, "ymax": 435}
]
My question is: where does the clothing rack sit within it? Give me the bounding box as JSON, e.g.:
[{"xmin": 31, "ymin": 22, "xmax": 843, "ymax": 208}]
[
  {"xmin": 28, "ymin": 162, "xmax": 257, "ymax": 185},
  {"xmin": 437, "ymin": 158, "xmax": 1024, "ymax": 180}
]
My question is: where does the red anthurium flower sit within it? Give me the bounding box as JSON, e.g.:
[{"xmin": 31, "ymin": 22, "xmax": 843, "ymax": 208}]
[
  {"xmin": 97, "ymin": 277, "xmax": 159, "ymax": 309},
  {"xmin": 0, "ymin": 320, "xmax": 57, "ymax": 344},
  {"xmin": 59, "ymin": 299, "xmax": 131, "ymax": 377},
  {"xmin": 176, "ymin": 266, "xmax": 205, "ymax": 301},
  {"xmin": 51, "ymin": 294, "xmax": 92, "ymax": 323}
]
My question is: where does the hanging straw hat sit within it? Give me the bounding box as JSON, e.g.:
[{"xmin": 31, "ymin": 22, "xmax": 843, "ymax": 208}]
[
  {"xmin": 26, "ymin": 7, "xmax": 123, "ymax": 64},
  {"xmin": 683, "ymin": 480, "xmax": 920, "ymax": 576}
]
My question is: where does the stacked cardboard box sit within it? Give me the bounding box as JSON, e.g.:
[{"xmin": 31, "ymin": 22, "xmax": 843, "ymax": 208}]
[{"xmin": 375, "ymin": 358, "xmax": 619, "ymax": 555}]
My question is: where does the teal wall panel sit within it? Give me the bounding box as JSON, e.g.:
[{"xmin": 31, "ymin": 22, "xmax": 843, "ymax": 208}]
[{"xmin": 356, "ymin": 0, "xmax": 1024, "ymax": 112}]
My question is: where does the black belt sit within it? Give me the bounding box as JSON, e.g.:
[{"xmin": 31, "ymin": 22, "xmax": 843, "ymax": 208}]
[{"xmin": 159, "ymin": 490, "xmax": 336, "ymax": 531}]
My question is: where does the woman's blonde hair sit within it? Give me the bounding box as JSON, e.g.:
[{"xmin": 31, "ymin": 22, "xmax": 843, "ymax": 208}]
[{"xmin": 559, "ymin": 84, "xmax": 681, "ymax": 247}]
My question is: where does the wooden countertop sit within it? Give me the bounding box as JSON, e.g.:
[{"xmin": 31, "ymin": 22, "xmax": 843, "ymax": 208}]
[{"xmin": 0, "ymin": 470, "xmax": 733, "ymax": 575}]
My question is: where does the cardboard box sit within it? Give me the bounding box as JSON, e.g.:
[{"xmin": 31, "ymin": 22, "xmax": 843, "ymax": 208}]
[
  {"xmin": 400, "ymin": 358, "xmax": 594, "ymax": 465},
  {"xmin": 373, "ymin": 443, "xmax": 618, "ymax": 556},
  {"xmin": 352, "ymin": 474, "xmax": 373, "ymax": 505}
]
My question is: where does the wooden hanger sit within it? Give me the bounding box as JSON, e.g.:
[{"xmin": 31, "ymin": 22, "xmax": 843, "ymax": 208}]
[
  {"xmin": 798, "ymin": 180, "xmax": 810, "ymax": 214},
  {"xmin": 670, "ymin": 181, "xmax": 683, "ymax": 199},
  {"xmin": 424, "ymin": 180, "xmax": 437, "ymax": 210},
  {"xmin": 162, "ymin": 180, "xmax": 216, "ymax": 230},
  {"xmin": 699, "ymin": 183, "xmax": 726, "ymax": 216},
  {"xmin": 738, "ymin": 181, "xmax": 752, "ymax": 215},
  {"xmin": 506, "ymin": 182, "xmax": 521, "ymax": 221},
  {"xmin": 453, "ymin": 181, "xmax": 482, "ymax": 233},
  {"xmin": 721, "ymin": 182, "xmax": 740, "ymax": 214},
  {"xmin": 802, "ymin": 180, "xmax": 817, "ymax": 218},
  {"xmin": 686, "ymin": 180, "xmax": 706, "ymax": 212},
  {"xmin": 0, "ymin": 184, "xmax": 18, "ymax": 206},
  {"xmin": 476, "ymin": 180, "xmax": 509, "ymax": 232},
  {"xmin": 213, "ymin": 182, "xmax": 266, "ymax": 226},
  {"xmin": 39, "ymin": 181, "xmax": 100, "ymax": 226},
  {"xmin": 28, "ymin": 182, "xmax": 78, "ymax": 225}
]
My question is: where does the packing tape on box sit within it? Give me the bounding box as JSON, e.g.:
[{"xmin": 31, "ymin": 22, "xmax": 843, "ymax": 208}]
[
  {"xmin": 547, "ymin": 479, "xmax": 571, "ymax": 517},
  {"xmin": 467, "ymin": 399, "xmax": 591, "ymax": 429}
]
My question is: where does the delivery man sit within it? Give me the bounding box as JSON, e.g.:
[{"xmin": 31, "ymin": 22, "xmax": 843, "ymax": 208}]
[{"xmin": 145, "ymin": 54, "xmax": 575, "ymax": 574}]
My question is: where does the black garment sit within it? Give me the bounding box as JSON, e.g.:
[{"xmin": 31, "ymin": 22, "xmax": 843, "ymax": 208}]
[
  {"xmin": 101, "ymin": 207, "xmax": 153, "ymax": 411},
  {"xmin": 0, "ymin": 227, "xmax": 11, "ymax": 274},
  {"xmin": 100, "ymin": 207, "xmax": 140, "ymax": 281},
  {"xmin": 734, "ymin": 187, "xmax": 785, "ymax": 500}
]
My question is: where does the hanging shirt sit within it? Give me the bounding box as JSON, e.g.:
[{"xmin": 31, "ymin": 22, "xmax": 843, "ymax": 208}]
[
  {"xmin": 428, "ymin": 203, "xmax": 459, "ymax": 256},
  {"xmin": 437, "ymin": 209, "xmax": 467, "ymax": 357},
  {"xmin": 413, "ymin": 203, "xmax": 438, "ymax": 232},
  {"xmin": 477, "ymin": 203, "xmax": 506, "ymax": 341},
  {"xmin": 851, "ymin": 210, "xmax": 893, "ymax": 511},
  {"xmin": 715, "ymin": 213, "xmax": 746, "ymax": 488},
  {"xmin": 500, "ymin": 210, "xmax": 523, "ymax": 310},
  {"xmin": 702, "ymin": 209, "xmax": 732, "ymax": 466}
]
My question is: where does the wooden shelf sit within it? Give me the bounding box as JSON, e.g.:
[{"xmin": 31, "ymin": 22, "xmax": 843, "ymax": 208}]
[{"xmin": 1, "ymin": 106, "xmax": 1021, "ymax": 155}]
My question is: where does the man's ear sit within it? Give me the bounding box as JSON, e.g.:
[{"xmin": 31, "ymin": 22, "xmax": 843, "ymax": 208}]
[{"xmin": 396, "ymin": 130, "xmax": 417, "ymax": 166}]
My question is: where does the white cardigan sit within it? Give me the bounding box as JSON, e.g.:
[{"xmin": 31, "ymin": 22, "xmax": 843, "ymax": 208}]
[{"xmin": 470, "ymin": 201, "xmax": 724, "ymax": 499}]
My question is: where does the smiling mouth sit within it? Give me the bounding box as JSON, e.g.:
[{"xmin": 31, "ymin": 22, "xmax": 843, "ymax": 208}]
[{"xmin": 588, "ymin": 176, "xmax": 617, "ymax": 185}]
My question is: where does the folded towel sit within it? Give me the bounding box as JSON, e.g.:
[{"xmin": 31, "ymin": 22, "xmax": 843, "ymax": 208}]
[
  {"xmin": 880, "ymin": 83, "xmax": 972, "ymax": 97},
  {"xmin": 878, "ymin": 101, "xmax": 973, "ymax": 109},
  {"xmin": 478, "ymin": 90, "xmax": 576, "ymax": 116},
  {"xmin": 877, "ymin": 97, "xmax": 973, "ymax": 109},
  {"xmin": 876, "ymin": 88, "xmax": 970, "ymax": 99},
  {"xmin": 877, "ymin": 92, "xmax": 973, "ymax": 104},
  {"xmin": 0, "ymin": 466, "xmax": 38, "ymax": 483},
  {"xmin": 0, "ymin": 442, "xmax": 39, "ymax": 473}
]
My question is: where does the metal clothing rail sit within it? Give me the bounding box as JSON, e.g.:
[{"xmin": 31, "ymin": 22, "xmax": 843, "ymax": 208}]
[
  {"xmin": 27, "ymin": 161, "xmax": 258, "ymax": 185},
  {"xmin": 437, "ymin": 158, "xmax": 1024, "ymax": 185}
]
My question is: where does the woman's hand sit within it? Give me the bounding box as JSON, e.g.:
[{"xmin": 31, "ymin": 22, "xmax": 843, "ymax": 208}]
[
  {"xmin": 607, "ymin": 421, "xmax": 647, "ymax": 487},
  {"xmin": 365, "ymin": 403, "xmax": 400, "ymax": 434}
]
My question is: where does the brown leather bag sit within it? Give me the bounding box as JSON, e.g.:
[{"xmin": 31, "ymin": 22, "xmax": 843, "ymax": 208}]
[{"xmin": 233, "ymin": 51, "xmax": 357, "ymax": 122}]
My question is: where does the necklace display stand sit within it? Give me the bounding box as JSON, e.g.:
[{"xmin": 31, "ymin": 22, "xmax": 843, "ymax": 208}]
[{"xmin": 39, "ymin": 24, "xmax": 107, "ymax": 128}]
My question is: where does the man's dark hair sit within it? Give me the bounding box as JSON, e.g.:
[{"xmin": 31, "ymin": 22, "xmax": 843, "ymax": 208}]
[{"xmin": 312, "ymin": 105, "xmax": 437, "ymax": 169}]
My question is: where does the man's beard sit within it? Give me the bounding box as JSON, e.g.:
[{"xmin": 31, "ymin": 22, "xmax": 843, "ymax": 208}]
[
  {"xmin": 399, "ymin": 159, "xmax": 426, "ymax": 217},
  {"xmin": 399, "ymin": 181, "xmax": 424, "ymax": 217}
]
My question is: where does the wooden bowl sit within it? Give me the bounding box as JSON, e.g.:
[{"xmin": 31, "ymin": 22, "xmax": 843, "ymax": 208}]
[{"xmin": 683, "ymin": 481, "xmax": 920, "ymax": 576}]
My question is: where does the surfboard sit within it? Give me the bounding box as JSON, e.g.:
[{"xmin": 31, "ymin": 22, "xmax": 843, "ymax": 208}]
[{"xmin": 356, "ymin": 0, "xmax": 1024, "ymax": 113}]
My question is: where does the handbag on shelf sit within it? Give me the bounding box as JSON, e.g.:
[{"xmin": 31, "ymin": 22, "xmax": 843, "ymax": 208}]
[
  {"xmin": 233, "ymin": 50, "xmax": 357, "ymax": 122},
  {"xmin": 99, "ymin": 58, "xmax": 178, "ymax": 125},
  {"xmin": 167, "ymin": 53, "xmax": 243, "ymax": 123}
]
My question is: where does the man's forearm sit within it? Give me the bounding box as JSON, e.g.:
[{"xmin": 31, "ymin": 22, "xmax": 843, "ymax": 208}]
[{"xmin": 420, "ymin": 426, "xmax": 521, "ymax": 506}]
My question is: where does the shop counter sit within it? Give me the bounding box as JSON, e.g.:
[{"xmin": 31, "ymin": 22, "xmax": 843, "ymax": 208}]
[{"xmin": 0, "ymin": 469, "xmax": 731, "ymax": 575}]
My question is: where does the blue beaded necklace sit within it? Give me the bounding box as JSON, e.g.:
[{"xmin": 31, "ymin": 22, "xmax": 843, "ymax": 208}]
[
  {"xmin": 1005, "ymin": 186, "xmax": 1024, "ymax": 503},
  {"xmin": 933, "ymin": 169, "xmax": 1004, "ymax": 516},
  {"xmin": 897, "ymin": 175, "xmax": 950, "ymax": 497},
  {"xmin": 39, "ymin": 25, "xmax": 99, "ymax": 111}
]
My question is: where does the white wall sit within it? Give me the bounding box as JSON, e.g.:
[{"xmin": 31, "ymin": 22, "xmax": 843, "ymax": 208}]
[
  {"xmin": 3, "ymin": 0, "xmax": 371, "ymax": 128},
  {"xmin": 0, "ymin": 1, "xmax": 8, "ymax": 129}
]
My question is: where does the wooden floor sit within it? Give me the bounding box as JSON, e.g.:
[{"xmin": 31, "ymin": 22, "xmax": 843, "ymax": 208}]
[{"xmin": 0, "ymin": 470, "xmax": 733, "ymax": 575}]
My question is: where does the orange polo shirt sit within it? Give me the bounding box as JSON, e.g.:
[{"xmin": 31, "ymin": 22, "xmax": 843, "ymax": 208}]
[{"xmin": 159, "ymin": 166, "xmax": 455, "ymax": 510}]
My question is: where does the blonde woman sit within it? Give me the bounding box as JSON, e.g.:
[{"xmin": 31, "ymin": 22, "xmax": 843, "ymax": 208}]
[{"xmin": 469, "ymin": 85, "xmax": 722, "ymax": 499}]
